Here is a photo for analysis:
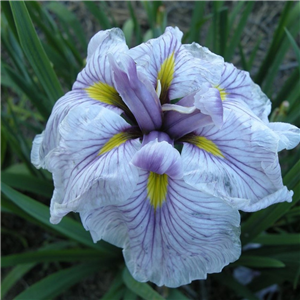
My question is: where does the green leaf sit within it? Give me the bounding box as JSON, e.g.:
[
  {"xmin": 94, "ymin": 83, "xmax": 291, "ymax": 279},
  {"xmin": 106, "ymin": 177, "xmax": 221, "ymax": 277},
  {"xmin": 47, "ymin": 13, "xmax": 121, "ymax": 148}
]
[
  {"xmin": 1, "ymin": 263, "xmax": 35, "ymax": 299},
  {"xmin": 124, "ymin": 288, "xmax": 138, "ymax": 300},
  {"xmin": 14, "ymin": 263, "xmax": 100, "ymax": 300},
  {"xmin": 253, "ymin": 233, "xmax": 300, "ymax": 245},
  {"xmin": 187, "ymin": 1, "xmax": 206, "ymax": 43},
  {"xmin": 219, "ymin": 7, "xmax": 228, "ymax": 57},
  {"xmin": 234, "ymin": 255, "xmax": 285, "ymax": 268},
  {"xmin": 1, "ymin": 1, "xmax": 19, "ymax": 41},
  {"xmin": 214, "ymin": 273, "xmax": 260, "ymax": 300},
  {"xmin": 2, "ymin": 63, "xmax": 49, "ymax": 119},
  {"xmin": 262, "ymin": 21, "xmax": 299, "ymax": 96},
  {"xmin": 100, "ymin": 270, "xmax": 125, "ymax": 300},
  {"xmin": 255, "ymin": 1, "xmax": 298, "ymax": 85},
  {"xmin": 1, "ymin": 127, "xmax": 7, "ymax": 166},
  {"xmin": 1, "ymin": 242, "xmax": 72, "ymax": 298},
  {"xmin": 2, "ymin": 249, "xmax": 116, "ymax": 267},
  {"xmin": 46, "ymin": 2, "xmax": 87, "ymax": 51},
  {"xmin": 123, "ymin": 18, "xmax": 134, "ymax": 46},
  {"xmin": 284, "ymin": 27, "xmax": 300, "ymax": 74},
  {"xmin": 1, "ymin": 172, "xmax": 53, "ymax": 198},
  {"xmin": 10, "ymin": 1, "xmax": 63, "ymax": 106},
  {"xmin": 273, "ymin": 68, "xmax": 299, "ymax": 108},
  {"xmin": 122, "ymin": 268, "xmax": 165, "ymax": 300},
  {"xmin": 166, "ymin": 289, "xmax": 190, "ymax": 300},
  {"xmin": 224, "ymin": 1, "xmax": 254, "ymax": 61},
  {"xmin": 1, "ymin": 182, "xmax": 116, "ymax": 253},
  {"xmin": 84, "ymin": 1, "xmax": 112, "ymax": 29},
  {"xmin": 127, "ymin": 2, "xmax": 142, "ymax": 45}
]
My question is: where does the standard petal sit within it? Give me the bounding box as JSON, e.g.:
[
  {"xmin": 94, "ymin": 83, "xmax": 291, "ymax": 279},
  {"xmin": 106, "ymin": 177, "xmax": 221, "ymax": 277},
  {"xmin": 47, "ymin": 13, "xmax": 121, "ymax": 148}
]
[
  {"xmin": 73, "ymin": 29, "xmax": 131, "ymax": 115},
  {"xmin": 181, "ymin": 103, "xmax": 293, "ymax": 211},
  {"xmin": 31, "ymin": 91, "xmax": 97, "ymax": 168},
  {"xmin": 87, "ymin": 28, "xmax": 127, "ymax": 62},
  {"xmin": 81, "ymin": 172, "xmax": 241, "ymax": 288},
  {"xmin": 46, "ymin": 104, "xmax": 141, "ymax": 224},
  {"xmin": 268, "ymin": 122, "xmax": 300, "ymax": 151},
  {"xmin": 75, "ymin": 28, "xmax": 128, "ymax": 89},
  {"xmin": 129, "ymin": 27, "xmax": 205, "ymax": 102},
  {"xmin": 184, "ymin": 42, "xmax": 224, "ymax": 84}
]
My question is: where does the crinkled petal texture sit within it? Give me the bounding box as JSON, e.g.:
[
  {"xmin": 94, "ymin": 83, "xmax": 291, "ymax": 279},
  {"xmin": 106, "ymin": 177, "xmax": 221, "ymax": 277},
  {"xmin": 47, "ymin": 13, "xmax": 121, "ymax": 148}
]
[
  {"xmin": 31, "ymin": 91, "xmax": 96, "ymax": 168},
  {"xmin": 181, "ymin": 103, "xmax": 293, "ymax": 212},
  {"xmin": 32, "ymin": 29, "xmax": 129, "ymax": 168},
  {"xmin": 184, "ymin": 43, "xmax": 271, "ymax": 123},
  {"xmin": 129, "ymin": 27, "xmax": 207, "ymax": 101},
  {"xmin": 216, "ymin": 63, "xmax": 271, "ymax": 123},
  {"xmin": 45, "ymin": 104, "xmax": 140, "ymax": 224},
  {"xmin": 73, "ymin": 28, "xmax": 130, "ymax": 115},
  {"xmin": 81, "ymin": 171, "xmax": 241, "ymax": 288},
  {"xmin": 268, "ymin": 122, "xmax": 300, "ymax": 151}
]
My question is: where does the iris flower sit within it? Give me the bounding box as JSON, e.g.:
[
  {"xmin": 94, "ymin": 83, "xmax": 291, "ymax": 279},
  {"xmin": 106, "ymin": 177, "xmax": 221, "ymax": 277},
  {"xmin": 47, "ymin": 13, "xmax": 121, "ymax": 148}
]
[{"xmin": 31, "ymin": 27, "xmax": 300, "ymax": 287}]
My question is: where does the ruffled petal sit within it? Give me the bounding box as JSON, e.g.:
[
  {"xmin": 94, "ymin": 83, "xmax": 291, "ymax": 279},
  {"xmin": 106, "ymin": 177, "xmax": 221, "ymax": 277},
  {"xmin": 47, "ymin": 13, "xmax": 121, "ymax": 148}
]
[
  {"xmin": 81, "ymin": 171, "xmax": 241, "ymax": 288},
  {"xmin": 46, "ymin": 104, "xmax": 141, "ymax": 224},
  {"xmin": 75, "ymin": 28, "xmax": 128, "ymax": 89},
  {"xmin": 181, "ymin": 103, "xmax": 293, "ymax": 211},
  {"xmin": 216, "ymin": 63, "xmax": 271, "ymax": 122},
  {"xmin": 86, "ymin": 28, "xmax": 127, "ymax": 62},
  {"xmin": 73, "ymin": 29, "xmax": 131, "ymax": 115},
  {"xmin": 31, "ymin": 91, "xmax": 96, "ymax": 168},
  {"xmin": 129, "ymin": 27, "xmax": 205, "ymax": 102},
  {"xmin": 268, "ymin": 122, "xmax": 300, "ymax": 151},
  {"xmin": 183, "ymin": 42, "xmax": 224, "ymax": 84}
]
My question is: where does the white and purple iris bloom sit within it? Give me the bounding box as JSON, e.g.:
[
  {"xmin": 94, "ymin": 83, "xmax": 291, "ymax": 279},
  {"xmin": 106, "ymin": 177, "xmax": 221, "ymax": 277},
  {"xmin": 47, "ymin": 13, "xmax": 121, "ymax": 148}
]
[{"xmin": 31, "ymin": 27, "xmax": 300, "ymax": 287}]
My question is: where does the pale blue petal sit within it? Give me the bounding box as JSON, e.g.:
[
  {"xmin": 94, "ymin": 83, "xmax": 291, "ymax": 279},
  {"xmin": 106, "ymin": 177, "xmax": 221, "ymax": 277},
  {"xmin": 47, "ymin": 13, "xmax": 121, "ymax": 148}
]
[
  {"xmin": 31, "ymin": 91, "xmax": 96, "ymax": 168},
  {"xmin": 129, "ymin": 27, "xmax": 205, "ymax": 100},
  {"xmin": 87, "ymin": 28, "xmax": 127, "ymax": 62},
  {"xmin": 81, "ymin": 171, "xmax": 241, "ymax": 288},
  {"xmin": 74, "ymin": 28, "xmax": 128, "ymax": 90},
  {"xmin": 268, "ymin": 122, "xmax": 300, "ymax": 151},
  {"xmin": 217, "ymin": 63, "xmax": 271, "ymax": 122},
  {"xmin": 46, "ymin": 104, "xmax": 140, "ymax": 224},
  {"xmin": 182, "ymin": 103, "xmax": 293, "ymax": 211}
]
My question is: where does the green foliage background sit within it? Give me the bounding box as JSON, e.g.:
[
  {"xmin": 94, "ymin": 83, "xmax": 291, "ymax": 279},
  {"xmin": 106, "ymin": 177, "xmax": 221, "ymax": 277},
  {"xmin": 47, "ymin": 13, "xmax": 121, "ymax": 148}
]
[{"xmin": 1, "ymin": 1, "xmax": 300, "ymax": 299}]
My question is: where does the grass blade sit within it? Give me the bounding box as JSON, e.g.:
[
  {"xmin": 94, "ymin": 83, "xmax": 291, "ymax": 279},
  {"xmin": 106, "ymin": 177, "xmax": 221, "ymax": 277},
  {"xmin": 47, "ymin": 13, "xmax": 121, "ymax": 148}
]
[
  {"xmin": 234, "ymin": 255, "xmax": 285, "ymax": 268},
  {"xmin": 284, "ymin": 27, "xmax": 300, "ymax": 74},
  {"xmin": 224, "ymin": 1, "xmax": 254, "ymax": 61},
  {"xmin": 122, "ymin": 267, "xmax": 165, "ymax": 300},
  {"xmin": 1, "ymin": 182, "xmax": 115, "ymax": 252},
  {"xmin": 14, "ymin": 263, "xmax": 101, "ymax": 300},
  {"xmin": 255, "ymin": 1, "xmax": 298, "ymax": 85},
  {"xmin": 214, "ymin": 273, "xmax": 260, "ymax": 300},
  {"xmin": 1, "ymin": 172, "xmax": 53, "ymax": 198},
  {"xmin": 84, "ymin": 1, "xmax": 112, "ymax": 29},
  {"xmin": 2, "ymin": 249, "xmax": 117, "ymax": 267},
  {"xmin": 252, "ymin": 233, "xmax": 300, "ymax": 245},
  {"xmin": 1, "ymin": 264, "xmax": 35, "ymax": 299},
  {"xmin": 10, "ymin": 1, "xmax": 63, "ymax": 105},
  {"xmin": 187, "ymin": 1, "xmax": 206, "ymax": 43}
]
